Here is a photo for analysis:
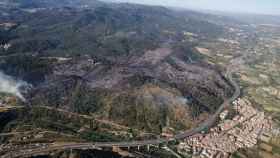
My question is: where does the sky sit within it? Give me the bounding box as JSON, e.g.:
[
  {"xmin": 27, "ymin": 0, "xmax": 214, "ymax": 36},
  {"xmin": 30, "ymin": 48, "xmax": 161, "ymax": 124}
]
[{"xmin": 103, "ymin": 0, "xmax": 280, "ymax": 15}]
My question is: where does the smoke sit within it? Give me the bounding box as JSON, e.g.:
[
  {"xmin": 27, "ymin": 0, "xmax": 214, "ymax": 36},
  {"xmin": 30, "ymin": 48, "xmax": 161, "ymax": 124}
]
[
  {"xmin": 0, "ymin": 71, "xmax": 30, "ymax": 102},
  {"xmin": 176, "ymin": 97, "xmax": 189, "ymax": 105}
]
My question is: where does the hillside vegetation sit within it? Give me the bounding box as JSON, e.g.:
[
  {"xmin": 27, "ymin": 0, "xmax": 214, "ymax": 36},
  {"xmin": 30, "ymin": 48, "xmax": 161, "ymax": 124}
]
[{"xmin": 0, "ymin": 0, "xmax": 232, "ymax": 134}]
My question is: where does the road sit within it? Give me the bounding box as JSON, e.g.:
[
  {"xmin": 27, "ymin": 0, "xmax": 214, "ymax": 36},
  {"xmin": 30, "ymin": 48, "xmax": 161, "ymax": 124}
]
[
  {"xmin": 175, "ymin": 63, "xmax": 240, "ymax": 139},
  {"xmin": 0, "ymin": 106, "xmax": 24, "ymax": 113},
  {"xmin": 0, "ymin": 57, "xmax": 242, "ymax": 158},
  {"xmin": 37, "ymin": 105, "xmax": 133, "ymax": 131}
]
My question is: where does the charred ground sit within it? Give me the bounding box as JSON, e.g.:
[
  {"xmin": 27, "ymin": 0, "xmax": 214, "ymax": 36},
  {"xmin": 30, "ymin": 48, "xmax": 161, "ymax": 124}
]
[{"xmin": 0, "ymin": 0, "xmax": 235, "ymax": 157}]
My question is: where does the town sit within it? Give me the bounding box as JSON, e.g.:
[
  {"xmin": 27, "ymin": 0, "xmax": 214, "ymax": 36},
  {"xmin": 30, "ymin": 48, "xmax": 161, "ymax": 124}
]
[{"xmin": 177, "ymin": 98, "xmax": 277, "ymax": 158}]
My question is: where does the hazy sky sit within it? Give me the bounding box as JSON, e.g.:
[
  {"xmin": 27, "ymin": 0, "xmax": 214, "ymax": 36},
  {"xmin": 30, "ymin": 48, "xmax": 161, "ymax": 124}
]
[{"xmin": 103, "ymin": 0, "xmax": 280, "ymax": 15}]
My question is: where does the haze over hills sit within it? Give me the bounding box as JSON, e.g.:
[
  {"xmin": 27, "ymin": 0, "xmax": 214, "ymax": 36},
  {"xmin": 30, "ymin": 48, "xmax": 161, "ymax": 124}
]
[
  {"xmin": 0, "ymin": 0, "xmax": 280, "ymax": 158},
  {"xmin": 101, "ymin": 0, "xmax": 280, "ymax": 16}
]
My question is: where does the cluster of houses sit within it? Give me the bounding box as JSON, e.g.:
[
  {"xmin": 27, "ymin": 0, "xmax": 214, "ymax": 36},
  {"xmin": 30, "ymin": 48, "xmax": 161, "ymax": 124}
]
[
  {"xmin": 0, "ymin": 43, "xmax": 11, "ymax": 51},
  {"xmin": 177, "ymin": 98, "xmax": 274, "ymax": 158}
]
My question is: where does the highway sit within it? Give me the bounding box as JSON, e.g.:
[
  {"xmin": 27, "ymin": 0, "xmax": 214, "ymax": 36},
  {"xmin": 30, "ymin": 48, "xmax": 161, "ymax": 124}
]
[{"xmin": 0, "ymin": 57, "xmax": 242, "ymax": 158}]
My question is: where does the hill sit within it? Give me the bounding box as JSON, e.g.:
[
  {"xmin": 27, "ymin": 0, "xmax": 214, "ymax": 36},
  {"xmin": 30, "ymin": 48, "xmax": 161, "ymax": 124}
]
[{"xmin": 0, "ymin": 0, "xmax": 233, "ymax": 137}]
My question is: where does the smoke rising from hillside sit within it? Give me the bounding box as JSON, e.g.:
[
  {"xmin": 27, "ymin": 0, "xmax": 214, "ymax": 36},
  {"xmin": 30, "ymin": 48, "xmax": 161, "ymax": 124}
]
[{"xmin": 0, "ymin": 71, "xmax": 29, "ymax": 101}]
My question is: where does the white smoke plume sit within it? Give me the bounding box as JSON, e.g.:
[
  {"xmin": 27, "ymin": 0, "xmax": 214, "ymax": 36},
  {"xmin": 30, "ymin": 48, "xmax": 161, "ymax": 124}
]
[{"xmin": 0, "ymin": 71, "xmax": 30, "ymax": 102}]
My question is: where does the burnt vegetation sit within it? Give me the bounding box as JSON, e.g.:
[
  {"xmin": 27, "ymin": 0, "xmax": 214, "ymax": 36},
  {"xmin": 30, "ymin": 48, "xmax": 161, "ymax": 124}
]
[{"xmin": 0, "ymin": 0, "xmax": 233, "ymax": 134}]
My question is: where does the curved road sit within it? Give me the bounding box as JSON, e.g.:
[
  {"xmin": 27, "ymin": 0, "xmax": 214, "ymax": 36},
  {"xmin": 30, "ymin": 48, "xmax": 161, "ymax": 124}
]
[{"xmin": 1, "ymin": 58, "xmax": 241, "ymax": 158}]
